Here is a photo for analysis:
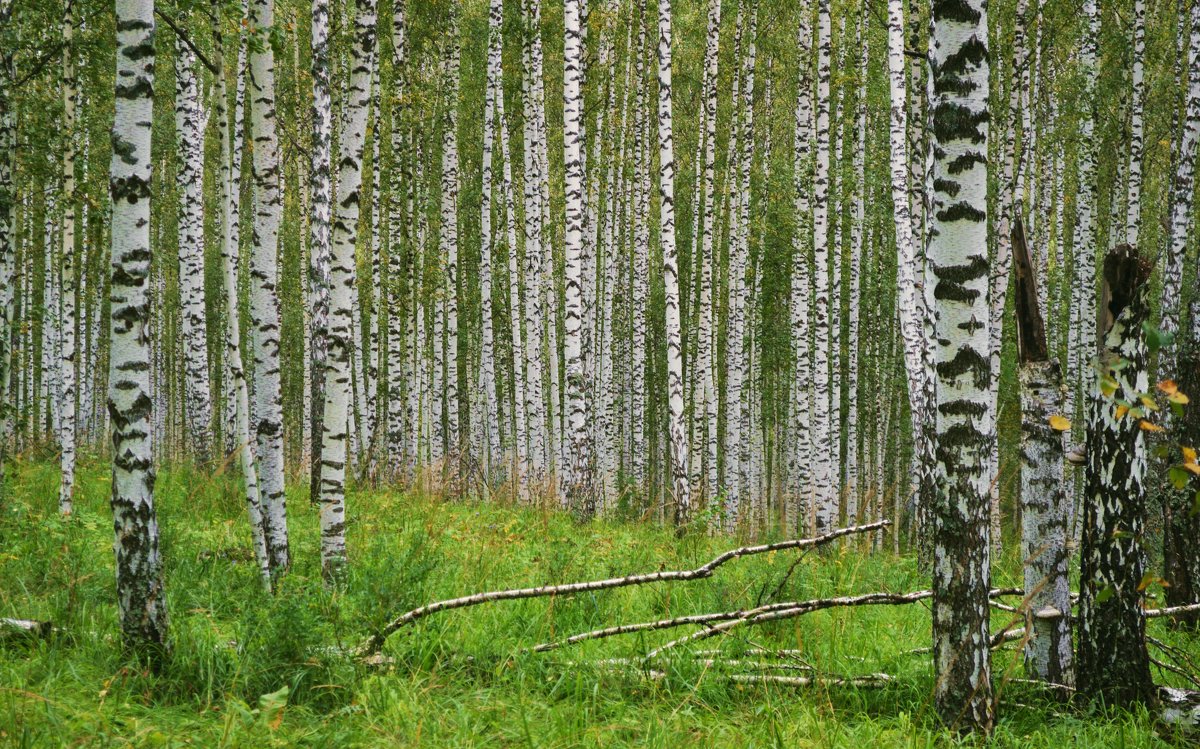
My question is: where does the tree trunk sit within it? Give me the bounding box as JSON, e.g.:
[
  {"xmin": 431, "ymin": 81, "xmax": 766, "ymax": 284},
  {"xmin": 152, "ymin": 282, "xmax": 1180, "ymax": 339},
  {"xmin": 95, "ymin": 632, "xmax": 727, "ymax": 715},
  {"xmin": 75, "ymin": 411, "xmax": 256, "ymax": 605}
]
[
  {"xmin": 0, "ymin": 2, "xmax": 15, "ymax": 497},
  {"xmin": 520, "ymin": 0, "xmax": 547, "ymax": 482},
  {"xmin": 318, "ymin": 0, "xmax": 376, "ymax": 582},
  {"xmin": 108, "ymin": 0, "xmax": 168, "ymax": 655},
  {"xmin": 58, "ymin": 4, "xmax": 78, "ymax": 513},
  {"xmin": 308, "ymin": 0, "xmax": 333, "ymax": 502},
  {"xmin": 479, "ymin": 0, "xmax": 503, "ymax": 480},
  {"xmin": 1077, "ymin": 244, "xmax": 1155, "ymax": 709},
  {"xmin": 1124, "ymin": 0, "xmax": 1146, "ymax": 247},
  {"xmin": 563, "ymin": 0, "xmax": 595, "ymax": 516},
  {"xmin": 789, "ymin": 2, "xmax": 812, "ymax": 533},
  {"xmin": 1013, "ymin": 219, "xmax": 1072, "ymax": 687},
  {"xmin": 174, "ymin": 35, "xmax": 213, "ymax": 463},
  {"xmin": 1161, "ymin": 0, "xmax": 1200, "ymax": 378},
  {"xmin": 657, "ymin": 0, "xmax": 689, "ymax": 525},
  {"xmin": 440, "ymin": 13, "xmax": 462, "ymax": 466},
  {"xmin": 928, "ymin": 0, "xmax": 993, "ymax": 733},
  {"xmin": 212, "ymin": 0, "xmax": 271, "ymax": 589},
  {"xmin": 810, "ymin": 0, "xmax": 834, "ymax": 534},
  {"xmin": 387, "ymin": 0, "xmax": 408, "ymax": 478}
]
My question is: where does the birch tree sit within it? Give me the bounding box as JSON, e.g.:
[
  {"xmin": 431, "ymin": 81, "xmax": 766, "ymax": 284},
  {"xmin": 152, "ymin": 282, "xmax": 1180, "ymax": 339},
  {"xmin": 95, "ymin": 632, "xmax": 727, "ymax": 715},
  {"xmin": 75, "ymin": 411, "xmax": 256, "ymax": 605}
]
[
  {"xmin": 174, "ymin": 35, "xmax": 213, "ymax": 462},
  {"xmin": 697, "ymin": 0, "xmax": 720, "ymax": 502},
  {"xmin": 1161, "ymin": 0, "xmax": 1200, "ymax": 377},
  {"xmin": 810, "ymin": 0, "xmax": 834, "ymax": 534},
  {"xmin": 249, "ymin": 0, "xmax": 289, "ymax": 572},
  {"xmin": 109, "ymin": 0, "xmax": 168, "ymax": 653},
  {"xmin": 318, "ymin": 0, "xmax": 376, "ymax": 581},
  {"xmin": 927, "ymin": 0, "xmax": 993, "ymax": 732},
  {"xmin": 789, "ymin": 1, "xmax": 812, "ymax": 530},
  {"xmin": 0, "ymin": 0, "xmax": 13, "ymax": 494},
  {"xmin": 309, "ymin": 0, "xmax": 332, "ymax": 498},
  {"xmin": 1124, "ymin": 0, "xmax": 1147, "ymax": 247},
  {"xmin": 440, "ymin": 10, "xmax": 462, "ymax": 463},
  {"xmin": 563, "ymin": 0, "xmax": 595, "ymax": 515},
  {"xmin": 212, "ymin": 0, "xmax": 270, "ymax": 587},
  {"xmin": 1013, "ymin": 220, "xmax": 1072, "ymax": 687},
  {"xmin": 58, "ymin": 3, "xmax": 77, "ymax": 513},
  {"xmin": 387, "ymin": 0, "xmax": 408, "ymax": 476},
  {"xmin": 657, "ymin": 0, "xmax": 689, "ymax": 525},
  {"xmin": 520, "ymin": 0, "xmax": 547, "ymax": 480},
  {"xmin": 1077, "ymin": 245, "xmax": 1155, "ymax": 709},
  {"xmin": 478, "ymin": 0, "xmax": 503, "ymax": 478}
]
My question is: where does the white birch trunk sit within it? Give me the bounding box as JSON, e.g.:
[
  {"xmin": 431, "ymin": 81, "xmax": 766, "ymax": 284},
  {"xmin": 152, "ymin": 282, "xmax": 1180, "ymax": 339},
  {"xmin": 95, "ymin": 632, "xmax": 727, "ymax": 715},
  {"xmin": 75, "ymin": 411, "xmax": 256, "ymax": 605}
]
[
  {"xmin": 789, "ymin": 2, "xmax": 813, "ymax": 530},
  {"xmin": 563, "ymin": 0, "xmax": 596, "ymax": 515},
  {"xmin": 174, "ymin": 36, "xmax": 213, "ymax": 462},
  {"xmin": 1124, "ymin": 0, "xmax": 1146, "ymax": 247},
  {"xmin": 810, "ymin": 0, "xmax": 834, "ymax": 534},
  {"xmin": 1161, "ymin": 0, "xmax": 1200, "ymax": 376},
  {"xmin": 928, "ymin": 0, "xmax": 993, "ymax": 731},
  {"xmin": 249, "ymin": 0, "xmax": 290, "ymax": 573},
  {"xmin": 656, "ymin": 0, "xmax": 689, "ymax": 524},
  {"xmin": 213, "ymin": 0, "xmax": 271, "ymax": 588},
  {"xmin": 318, "ymin": 0, "xmax": 375, "ymax": 581},
  {"xmin": 387, "ymin": 0, "xmax": 409, "ymax": 476},
  {"xmin": 109, "ymin": 0, "xmax": 168, "ymax": 651},
  {"xmin": 58, "ymin": 5, "xmax": 77, "ymax": 512},
  {"xmin": 440, "ymin": 18, "xmax": 461, "ymax": 461}
]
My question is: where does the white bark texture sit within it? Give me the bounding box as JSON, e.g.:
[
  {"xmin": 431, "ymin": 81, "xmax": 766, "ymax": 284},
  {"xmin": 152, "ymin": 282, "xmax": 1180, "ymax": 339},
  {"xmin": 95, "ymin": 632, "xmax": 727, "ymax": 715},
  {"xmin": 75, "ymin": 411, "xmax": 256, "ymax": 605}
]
[
  {"xmin": 174, "ymin": 36, "xmax": 213, "ymax": 461},
  {"xmin": 563, "ymin": 0, "xmax": 595, "ymax": 515},
  {"xmin": 927, "ymin": 0, "xmax": 994, "ymax": 732},
  {"xmin": 249, "ymin": 0, "xmax": 290, "ymax": 573},
  {"xmin": 212, "ymin": 0, "xmax": 271, "ymax": 588},
  {"xmin": 1161, "ymin": 0, "xmax": 1200, "ymax": 375},
  {"xmin": 59, "ymin": 5, "xmax": 77, "ymax": 513},
  {"xmin": 657, "ymin": 0, "xmax": 689, "ymax": 524},
  {"xmin": 318, "ymin": 0, "xmax": 376, "ymax": 581},
  {"xmin": 108, "ymin": 0, "xmax": 168, "ymax": 651}
]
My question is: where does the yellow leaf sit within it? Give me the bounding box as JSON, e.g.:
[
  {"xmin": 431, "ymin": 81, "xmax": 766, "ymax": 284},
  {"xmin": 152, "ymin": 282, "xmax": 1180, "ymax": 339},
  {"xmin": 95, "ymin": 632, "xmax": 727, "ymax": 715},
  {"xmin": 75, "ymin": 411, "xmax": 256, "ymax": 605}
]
[
  {"xmin": 1140, "ymin": 420, "xmax": 1165, "ymax": 433},
  {"xmin": 1184, "ymin": 447, "xmax": 1198, "ymax": 465},
  {"xmin": 1140, "ymin": 395, "xmax": 1159, "ymax": 411},
  {"xmin": 1158, "ymin": 380, "xmax": 1179, "ymax": 395},
  {"xmin": 1169, "ymin": 391, "xmax": 1190, "ymax": 405},
  {"xmin": 1049, "ymin": 415, "xmax": 1072, "ymax": 431},
  {"xmin": 1184, "ymin": 464, "xmax": 1200, "ymax": 476},
  {"xmin": 1115, "ymin": 404, "xmax": 1130, "ymax": 420}
]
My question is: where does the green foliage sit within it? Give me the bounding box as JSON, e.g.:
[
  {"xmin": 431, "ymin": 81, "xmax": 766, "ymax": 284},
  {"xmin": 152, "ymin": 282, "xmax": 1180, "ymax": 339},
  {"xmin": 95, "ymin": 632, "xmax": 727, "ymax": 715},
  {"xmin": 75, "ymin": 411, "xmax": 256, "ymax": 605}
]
[{"xmin": 1, "ymin": 461, "xmax": 1196, "ymax": 747}]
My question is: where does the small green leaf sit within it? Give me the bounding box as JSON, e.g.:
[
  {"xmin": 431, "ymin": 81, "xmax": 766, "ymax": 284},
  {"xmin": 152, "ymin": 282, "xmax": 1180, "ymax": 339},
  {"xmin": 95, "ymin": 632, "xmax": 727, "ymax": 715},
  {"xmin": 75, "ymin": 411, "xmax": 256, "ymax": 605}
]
[
  {"xmin": 1096, "ymin": 586, "xmax": 1115, "ymax": 604},
  {"xmin": 1170, "ymin": 466, "xmax": 1191, "ymax": 491},
  {"xmin": 1143, "ymin": 322, "xmax": 1175, "ymax": 354}
]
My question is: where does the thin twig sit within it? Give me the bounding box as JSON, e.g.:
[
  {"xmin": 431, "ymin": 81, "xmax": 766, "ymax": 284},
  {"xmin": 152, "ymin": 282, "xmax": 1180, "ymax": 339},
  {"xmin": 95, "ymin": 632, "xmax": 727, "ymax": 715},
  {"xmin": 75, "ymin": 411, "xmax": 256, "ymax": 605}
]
[{"xmin": 360, "ymin": 520, "xmax": 889, "ymax": 654}]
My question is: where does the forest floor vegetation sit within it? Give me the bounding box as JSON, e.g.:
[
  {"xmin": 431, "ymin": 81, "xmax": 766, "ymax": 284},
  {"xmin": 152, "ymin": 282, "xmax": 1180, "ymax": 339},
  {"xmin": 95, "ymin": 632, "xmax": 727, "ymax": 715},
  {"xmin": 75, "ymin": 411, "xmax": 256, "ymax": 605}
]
[{"xmin": 0, "ymin": 458, "xmax": 1195, "ymax": 747}]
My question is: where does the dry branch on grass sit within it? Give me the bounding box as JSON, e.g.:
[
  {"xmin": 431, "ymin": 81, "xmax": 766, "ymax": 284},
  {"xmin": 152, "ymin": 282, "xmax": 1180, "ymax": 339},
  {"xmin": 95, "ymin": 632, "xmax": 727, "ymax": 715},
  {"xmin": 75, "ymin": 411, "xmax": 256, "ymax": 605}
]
[
  {"xmin": 359, "ymin": 520, "xmax": 889, "ymax": 654},
  {"xmin": 0, "ymin": 618, "xmax": 53, "ymax": 641},
  {"xmin": 562, "ymin": 657, "xmax": 894, "ymax": 689},
  {"xmin": 639, "ymin": 588, "xmax": 1023, "ymax": 660}
]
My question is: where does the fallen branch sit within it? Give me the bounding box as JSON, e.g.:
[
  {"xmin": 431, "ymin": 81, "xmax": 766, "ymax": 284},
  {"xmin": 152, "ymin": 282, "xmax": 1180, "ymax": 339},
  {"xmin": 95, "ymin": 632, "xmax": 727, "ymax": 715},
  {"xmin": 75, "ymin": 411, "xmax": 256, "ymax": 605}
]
[
  {"xmin": 644, "ymin": 588, "xmax": 1022, "ymax": 660},
  {"xmin": 537, "ymin": 587, "xmax": 1024, "ymax": 653},
  {"xmin": 0, "ymin": 618, "xmax": 53, "ymax": 641},
  {"xmin": 566, "ymin": 658, "xmax": 893, "ymax": 689},
  {"xmin": 360, "ymin": 520, "xmax": 889, "ymax": 654},
  {"xmin": 1147, "ymin": 602, "xmax": 1200, "ymax": 619}
]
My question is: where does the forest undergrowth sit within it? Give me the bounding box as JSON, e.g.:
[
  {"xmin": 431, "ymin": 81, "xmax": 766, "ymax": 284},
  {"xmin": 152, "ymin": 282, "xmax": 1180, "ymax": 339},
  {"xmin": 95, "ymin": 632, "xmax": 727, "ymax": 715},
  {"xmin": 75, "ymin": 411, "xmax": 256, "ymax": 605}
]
[{"xmin": 0, "ymin": 458, "xmax": 1193, "ymax": 748}]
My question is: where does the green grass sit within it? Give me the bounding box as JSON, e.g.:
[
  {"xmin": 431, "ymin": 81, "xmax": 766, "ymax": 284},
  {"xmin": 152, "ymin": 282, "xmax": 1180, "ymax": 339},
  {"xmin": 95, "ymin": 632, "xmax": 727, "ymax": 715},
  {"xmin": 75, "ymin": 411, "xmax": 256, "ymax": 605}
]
[{"xmin": 0, "ymin": 458, "xmax": 1194, "ymax": 747}]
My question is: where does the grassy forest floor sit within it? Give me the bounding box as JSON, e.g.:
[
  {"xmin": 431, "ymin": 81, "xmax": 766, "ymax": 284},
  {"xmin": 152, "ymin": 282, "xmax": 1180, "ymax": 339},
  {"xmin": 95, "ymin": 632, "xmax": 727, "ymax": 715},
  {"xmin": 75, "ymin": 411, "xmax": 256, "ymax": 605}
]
[{"xmin": 0, "ymin": 458, "xmax": 1196, "ymax": 747}]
